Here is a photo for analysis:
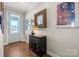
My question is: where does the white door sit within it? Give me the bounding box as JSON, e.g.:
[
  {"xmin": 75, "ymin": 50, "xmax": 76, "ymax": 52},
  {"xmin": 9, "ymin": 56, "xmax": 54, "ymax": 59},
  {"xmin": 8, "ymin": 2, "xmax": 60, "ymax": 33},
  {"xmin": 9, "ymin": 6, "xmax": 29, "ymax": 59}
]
[{"xmin": 7, "ymin": 12, "xmax": 21, "ymax": 43}]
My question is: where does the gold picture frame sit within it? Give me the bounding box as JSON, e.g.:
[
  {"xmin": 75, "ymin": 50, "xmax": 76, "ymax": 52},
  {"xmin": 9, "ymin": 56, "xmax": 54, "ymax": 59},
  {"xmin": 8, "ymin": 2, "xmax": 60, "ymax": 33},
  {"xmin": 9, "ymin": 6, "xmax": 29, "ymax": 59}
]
[{"xmin": 34, "ymin": 9, "xmax": 47, "ymax": 28}]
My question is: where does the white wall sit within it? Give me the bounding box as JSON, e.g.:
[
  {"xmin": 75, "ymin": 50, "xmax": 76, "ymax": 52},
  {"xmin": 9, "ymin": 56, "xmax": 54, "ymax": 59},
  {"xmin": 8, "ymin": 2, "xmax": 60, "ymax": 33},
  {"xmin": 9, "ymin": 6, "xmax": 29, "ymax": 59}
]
[{"xmin": 25, "ymin": 2, "xmax": 79, "ymax": 57}]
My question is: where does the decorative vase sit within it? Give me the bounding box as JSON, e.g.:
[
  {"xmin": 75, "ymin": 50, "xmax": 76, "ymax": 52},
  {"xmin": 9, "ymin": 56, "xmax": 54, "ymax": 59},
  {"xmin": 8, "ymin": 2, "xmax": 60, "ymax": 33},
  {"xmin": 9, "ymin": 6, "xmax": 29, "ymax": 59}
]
[{"xmin": 31, "ymin": 31, "xmax": 34, "ymax": 35}]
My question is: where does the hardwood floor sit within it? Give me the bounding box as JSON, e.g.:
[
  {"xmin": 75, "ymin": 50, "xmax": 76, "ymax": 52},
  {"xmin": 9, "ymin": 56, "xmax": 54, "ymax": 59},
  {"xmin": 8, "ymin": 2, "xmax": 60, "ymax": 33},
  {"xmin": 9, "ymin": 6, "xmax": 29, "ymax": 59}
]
[{"xmin": 4, "ymin": 41, "xmax": 50, "ymax": 57}]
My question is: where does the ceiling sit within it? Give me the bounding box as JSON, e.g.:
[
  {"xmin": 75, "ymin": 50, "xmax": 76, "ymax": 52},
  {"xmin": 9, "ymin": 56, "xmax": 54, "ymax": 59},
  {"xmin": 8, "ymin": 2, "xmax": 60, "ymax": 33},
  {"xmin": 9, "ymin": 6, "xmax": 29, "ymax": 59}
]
[{"xmin": 4, "ymin": 2, "xmax": 40, "ymax": 13}]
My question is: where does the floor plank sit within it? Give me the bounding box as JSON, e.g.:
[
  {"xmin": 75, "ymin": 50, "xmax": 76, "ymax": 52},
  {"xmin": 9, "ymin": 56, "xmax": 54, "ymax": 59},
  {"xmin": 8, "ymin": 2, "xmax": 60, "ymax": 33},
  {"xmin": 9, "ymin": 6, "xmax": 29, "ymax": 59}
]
[{"xmin": 4, "ymin": 41, "xmax": 50, "ymax": 57}]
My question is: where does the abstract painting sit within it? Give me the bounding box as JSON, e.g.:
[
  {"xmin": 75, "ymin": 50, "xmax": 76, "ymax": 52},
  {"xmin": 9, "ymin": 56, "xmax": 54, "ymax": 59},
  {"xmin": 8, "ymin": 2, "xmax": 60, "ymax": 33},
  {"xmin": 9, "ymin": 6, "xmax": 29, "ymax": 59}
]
[{"xmin": 57, "ymin": 2, "xmax": 75, "ymax": 25}]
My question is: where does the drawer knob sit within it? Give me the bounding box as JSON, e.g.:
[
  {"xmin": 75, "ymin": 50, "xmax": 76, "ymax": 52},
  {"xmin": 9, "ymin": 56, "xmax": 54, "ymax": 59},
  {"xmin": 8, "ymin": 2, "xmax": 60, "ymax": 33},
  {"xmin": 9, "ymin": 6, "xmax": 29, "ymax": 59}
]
[{"xmin": 37, "ymin": 45, "xmax": 39, "ymax": 47}]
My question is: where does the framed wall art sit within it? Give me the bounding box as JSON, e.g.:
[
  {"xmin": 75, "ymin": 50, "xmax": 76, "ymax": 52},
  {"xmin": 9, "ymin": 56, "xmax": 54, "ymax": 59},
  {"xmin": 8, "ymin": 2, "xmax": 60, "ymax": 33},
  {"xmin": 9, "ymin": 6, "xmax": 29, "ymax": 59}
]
[{"xmin": 57, "ymin": 2, "xmax": 75, "ymax": 27}]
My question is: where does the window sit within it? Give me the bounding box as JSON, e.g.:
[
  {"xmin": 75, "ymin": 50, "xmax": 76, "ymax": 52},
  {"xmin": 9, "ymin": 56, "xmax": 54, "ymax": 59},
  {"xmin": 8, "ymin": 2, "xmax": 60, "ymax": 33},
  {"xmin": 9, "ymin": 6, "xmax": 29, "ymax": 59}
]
[{"xmin": 10, "ymin": 14, "xmax": 20, "ymax": 33}]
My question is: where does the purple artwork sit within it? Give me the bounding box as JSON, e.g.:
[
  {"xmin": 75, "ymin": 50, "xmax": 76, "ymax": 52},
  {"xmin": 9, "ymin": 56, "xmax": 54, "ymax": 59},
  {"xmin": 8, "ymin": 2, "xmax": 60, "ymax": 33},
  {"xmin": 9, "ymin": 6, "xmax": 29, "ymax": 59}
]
[{"xmin": 57, "ymin": 2, "xmax": 75, "ymax": 25}]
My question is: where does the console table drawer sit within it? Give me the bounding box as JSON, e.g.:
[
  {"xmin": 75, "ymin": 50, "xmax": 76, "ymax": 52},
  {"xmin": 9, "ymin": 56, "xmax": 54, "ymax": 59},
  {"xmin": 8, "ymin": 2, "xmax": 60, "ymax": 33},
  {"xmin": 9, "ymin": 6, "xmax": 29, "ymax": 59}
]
[{"xmin": 29, "ymin": 35, "xmax": 47, "ymax": 56}]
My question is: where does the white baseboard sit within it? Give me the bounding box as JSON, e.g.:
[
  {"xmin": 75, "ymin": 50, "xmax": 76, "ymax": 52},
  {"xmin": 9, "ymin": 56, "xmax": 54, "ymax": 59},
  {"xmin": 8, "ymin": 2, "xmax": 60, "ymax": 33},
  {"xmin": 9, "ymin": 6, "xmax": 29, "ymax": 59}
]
[
  {"xmin": 21, "ymin": 39, "xmax": 25, "ymax": 41},
  {"xmin": 25, "ymin": 39, "xmax": 29, "ymax": 44},
  {"xmin": 47, "ymin": 50, "xmax": 60, "ymax": 57},
  {"xmin": 4, "ymin": 43, "xmax": 8, "ymax": 46},
  {"xmin": 4, "ymin": 40, "xmax": 29, "ymax": 46}
]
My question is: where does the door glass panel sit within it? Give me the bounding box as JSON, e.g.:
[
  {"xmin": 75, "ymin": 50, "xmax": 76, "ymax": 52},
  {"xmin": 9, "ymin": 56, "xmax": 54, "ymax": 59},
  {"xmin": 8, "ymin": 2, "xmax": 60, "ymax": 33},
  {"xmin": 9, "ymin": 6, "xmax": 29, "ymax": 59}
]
[{"xmin": 10, "ymin": 14, "xmax": 20, "ymax": 33}]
